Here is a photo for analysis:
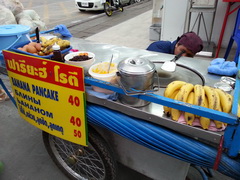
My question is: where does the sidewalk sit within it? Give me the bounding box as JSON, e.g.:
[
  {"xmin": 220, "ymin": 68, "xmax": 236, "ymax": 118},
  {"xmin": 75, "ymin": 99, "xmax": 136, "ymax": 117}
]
[{"xmin": 86, "ymin": 10, "xmax": 153, "ymax": 50}]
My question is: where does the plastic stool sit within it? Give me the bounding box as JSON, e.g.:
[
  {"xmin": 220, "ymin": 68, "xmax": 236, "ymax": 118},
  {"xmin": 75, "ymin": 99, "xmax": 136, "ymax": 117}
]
[{"xmin": 224, "ymin": 8, "xmax": 240, "ymax": 64}]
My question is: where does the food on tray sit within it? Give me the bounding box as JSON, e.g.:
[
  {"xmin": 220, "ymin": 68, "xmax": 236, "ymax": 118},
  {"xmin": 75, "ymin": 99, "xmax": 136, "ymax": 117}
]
[
  {"xmin": 17, "ymin": 37, "xmax": 70, "ymax": 56},
  {"xmin": 91, "ymin": 62, "xmax": 117, "ymax": 74},
  {"xmin": 18, "ymin": 42, "xmax": 40, "ymax": 54},
  {"xmin": 163, "ymin": 80, "xmax": 239, "ymax": 130},
  {"xmin": 88, "ymin": 62, "xmax": 117, "ymax": 94},
  {"xmin": 69, "ymin": 53, "xmax": 92, "ymax": 61}
]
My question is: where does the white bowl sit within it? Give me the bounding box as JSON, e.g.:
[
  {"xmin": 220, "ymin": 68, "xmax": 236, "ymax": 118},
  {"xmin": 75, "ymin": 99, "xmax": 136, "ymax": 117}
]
[
  {"xmin": 88, "ymin": 62, "xmax": 118, "ymax": 94},
  {"xmin": 64, "ymin": 51, "xmax": 95, "ymax": 73}
]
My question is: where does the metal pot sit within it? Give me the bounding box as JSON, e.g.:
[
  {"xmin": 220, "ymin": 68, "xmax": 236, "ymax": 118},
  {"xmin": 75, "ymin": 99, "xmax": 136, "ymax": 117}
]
[{"xmin": 117, "ymin": 57, "xmax": 157, "ymax": 107}]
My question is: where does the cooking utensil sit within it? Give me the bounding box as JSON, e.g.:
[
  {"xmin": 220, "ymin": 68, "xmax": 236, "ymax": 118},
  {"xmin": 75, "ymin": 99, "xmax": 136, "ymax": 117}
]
[
  {"xmin": 35, "ymin": 27, "xmax": 40, "ymax": 43},
  {"xmin": 117, "ymin": 57, "xmax": 159, "ymax": 107},
  {"xmin": 161, "ymin": 50, "xmax": 185, "ymax": 72},
  {"xmin": 107, "ymin": 54, "xmax": 114, "ymax": 73}
]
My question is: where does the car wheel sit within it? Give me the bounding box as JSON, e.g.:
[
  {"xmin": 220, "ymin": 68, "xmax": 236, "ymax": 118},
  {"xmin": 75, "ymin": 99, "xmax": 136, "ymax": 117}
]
[{"xmin": 42, "ymin": 127, "xmax": 118, "ymax": 180}]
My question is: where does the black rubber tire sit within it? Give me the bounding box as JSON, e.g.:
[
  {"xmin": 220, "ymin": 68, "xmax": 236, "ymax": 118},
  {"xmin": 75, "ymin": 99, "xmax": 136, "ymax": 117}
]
[
  {"xmin": 42, "ymin": 127, "xmax": 117, "ymax": 180},
  {"xmin": 104, "ymin": 2, "xmax": 113, "ymax": 16}
]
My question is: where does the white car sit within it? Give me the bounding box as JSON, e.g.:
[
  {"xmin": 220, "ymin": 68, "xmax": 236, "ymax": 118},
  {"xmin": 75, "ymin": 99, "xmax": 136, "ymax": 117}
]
[
  {"xmin": 75, "ymin": 0, "xmax": 104, "ymax": 11},
  {"xmin": 75, "ymin": 0, "xmax": 131, "ymax": 11}
]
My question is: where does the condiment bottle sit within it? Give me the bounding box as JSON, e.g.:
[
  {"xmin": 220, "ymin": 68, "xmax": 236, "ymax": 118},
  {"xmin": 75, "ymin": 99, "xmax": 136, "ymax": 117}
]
[{"xmin": 52, "ymin": 44, "xmax": 64, "ymax": 62}]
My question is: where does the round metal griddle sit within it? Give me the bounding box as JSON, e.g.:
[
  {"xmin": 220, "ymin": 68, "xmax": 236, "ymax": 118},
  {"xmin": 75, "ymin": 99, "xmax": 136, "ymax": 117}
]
[{"xmin": 153, "ymin": 62, "xmax": 205, "ymax": 88}]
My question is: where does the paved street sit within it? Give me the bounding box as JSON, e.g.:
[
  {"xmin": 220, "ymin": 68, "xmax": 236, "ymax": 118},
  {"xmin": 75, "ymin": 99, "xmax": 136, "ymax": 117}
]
[
  {"xmin": 20, "ymin": 0, "xmax": 152, "ymax": 38},
  {"xmin": 20, "ymin": 0, "xmax": 98, "ymax": 28}
]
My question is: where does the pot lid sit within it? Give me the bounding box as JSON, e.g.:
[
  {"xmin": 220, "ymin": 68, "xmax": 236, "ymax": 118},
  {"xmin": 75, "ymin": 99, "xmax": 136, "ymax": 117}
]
[{"xmin": 118, "ymin": 58, "xmax": 155, "ymax": 75}]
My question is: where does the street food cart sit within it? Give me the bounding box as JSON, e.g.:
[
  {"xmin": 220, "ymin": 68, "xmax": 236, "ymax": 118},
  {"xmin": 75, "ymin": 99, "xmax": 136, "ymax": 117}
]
[{"xmin": 1, "ymin": 36, "xmax": 240, "ymax": 180}]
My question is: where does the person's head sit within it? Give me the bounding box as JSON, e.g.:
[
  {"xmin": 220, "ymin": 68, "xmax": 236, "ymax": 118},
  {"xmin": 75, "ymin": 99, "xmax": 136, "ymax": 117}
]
[{"xmin": 174, "ymin": 31, "xmax": 203, "ymax": 57}]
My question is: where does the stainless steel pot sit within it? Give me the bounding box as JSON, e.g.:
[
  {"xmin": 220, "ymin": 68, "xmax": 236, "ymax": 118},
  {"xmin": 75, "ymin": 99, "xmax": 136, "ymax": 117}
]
[{"xmin": 117, "ymin": 57, "xmax": 157, "ymax": 107}]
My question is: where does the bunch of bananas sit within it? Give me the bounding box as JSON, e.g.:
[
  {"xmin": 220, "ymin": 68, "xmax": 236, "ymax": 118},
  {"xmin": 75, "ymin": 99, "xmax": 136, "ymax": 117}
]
[
  {"xmin": 38, "ymin": 37, "xmax": 70, "ymax": 56},
  {"xmin": 163, "ymin": 80, "xmax": 239, "ymax": 130}
]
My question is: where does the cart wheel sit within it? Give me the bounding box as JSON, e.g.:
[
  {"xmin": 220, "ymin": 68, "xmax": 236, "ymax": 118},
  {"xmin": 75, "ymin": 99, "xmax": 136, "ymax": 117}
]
[
  {"xmin": 42, "ymin": 127, "xmax": 117, "ymax": 180},
  {"xmin": 104, "ymin": 2, "xmax": 113, "ymax": 16}
]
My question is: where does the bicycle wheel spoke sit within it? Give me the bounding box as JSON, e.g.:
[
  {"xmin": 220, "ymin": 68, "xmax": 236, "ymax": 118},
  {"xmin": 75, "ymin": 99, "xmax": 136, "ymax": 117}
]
[
  {"xmin": 43, "ymin": 130, "xmax": 116, "ymax": 180},
  {"xmin": 50, "ymin": 135, "xmax": 105, "ymax": 179}
]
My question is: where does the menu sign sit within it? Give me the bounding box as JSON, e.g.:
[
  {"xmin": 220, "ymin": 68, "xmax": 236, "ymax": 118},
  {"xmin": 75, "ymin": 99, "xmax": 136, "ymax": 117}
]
[{"xmin": 3, "ymin": 50, "xmax": 88, "ymax": 146}]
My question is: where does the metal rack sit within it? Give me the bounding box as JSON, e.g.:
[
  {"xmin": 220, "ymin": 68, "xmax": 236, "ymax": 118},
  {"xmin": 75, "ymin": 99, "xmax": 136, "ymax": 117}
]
[{"xmin": 185, "ymin": 0, "xmax": 218, "ymax": 57}]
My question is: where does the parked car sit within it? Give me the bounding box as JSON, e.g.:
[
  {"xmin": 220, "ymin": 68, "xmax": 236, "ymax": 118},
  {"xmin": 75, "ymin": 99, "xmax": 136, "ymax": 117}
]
[{"xmin": 75, "ymin": 0, "xmax": 133, "ymax": 11}]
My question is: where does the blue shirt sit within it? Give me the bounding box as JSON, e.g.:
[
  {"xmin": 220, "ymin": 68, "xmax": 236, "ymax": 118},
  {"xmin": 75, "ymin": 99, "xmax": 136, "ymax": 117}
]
[{"xmin": 146, "ymin": 40, "xmax": 177, "ymax": 54}]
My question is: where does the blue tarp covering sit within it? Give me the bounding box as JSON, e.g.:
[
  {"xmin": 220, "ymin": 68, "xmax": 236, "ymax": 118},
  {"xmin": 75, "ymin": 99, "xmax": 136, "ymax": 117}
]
[{"xmin": 87, "ymin": 103, "xmax": 240, "ymax": 180}]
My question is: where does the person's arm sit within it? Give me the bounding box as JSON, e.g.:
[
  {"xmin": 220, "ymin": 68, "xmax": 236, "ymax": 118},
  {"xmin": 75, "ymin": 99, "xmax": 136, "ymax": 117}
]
[{"xmin": 146, "ymin": 41, "xmax": 173, "ymax": 54}]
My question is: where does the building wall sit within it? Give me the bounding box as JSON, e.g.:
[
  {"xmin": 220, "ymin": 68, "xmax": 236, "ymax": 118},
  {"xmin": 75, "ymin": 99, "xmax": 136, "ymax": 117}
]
[{"xmin": 156, "ymin": 0, "xmax": 238, "ymax": 48}]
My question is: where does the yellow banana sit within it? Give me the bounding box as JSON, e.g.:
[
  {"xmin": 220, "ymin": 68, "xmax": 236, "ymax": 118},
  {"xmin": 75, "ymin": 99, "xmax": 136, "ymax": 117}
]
[
  {"xmin": 169, "ymin": 82, "xmax": 194, "ymax": 122},
  {"xmin": 40, "ymin": 36, "xmax": 47, "ymax": 44},
  {"xmin": 200, "ymin": 95, "xmax": 211, "ymax": 130},
  {"xmin": 164, "ymin": 81, "xmax": 186, "ymax": 98},
  {"xmin": 214, "ymin": 120, "xmax": 223, "ymax": 128},
  {"xmin": 223, "ymin": 93, "xmax": 233, "ymax": 126},
  {"xmin": 227, "ymin": 94, "xmax": 240, "ymax": 118},
  {"xmin": 204, "ymin": 86, "xmax": 223, "ymax": 129},
  {"xmin": 171, "ymin": 92, "xmax": 181, "ymax": 121},
  {"xmin": 227, "ymin": 93, "xmax": 233, "ymax": 103},
  {"xmin": 215, "ymin": 88, "xmax": 222, "ymax": 112},
  {"xmin": 215, "ymin": 88, "xmax": 232, "ymax": 113},
  {"xmin": 171, "ymin": 108, "xmax": 181, "ymax": 121},
  {"xmin": 42, "ymin": 45, "xmax": 53, "ymax": 55},
  {"xmin": 229, "ymin": 94, "xmax": 240, "ymax": 117},
  {"xmin": 163, "ymin": 90, "xmax": 179, "ymax": 116},
  {"xmin": 204, "ymin": 86, "xmax": 223, "ymax": 128},
  {"xmin": 194, "ymin": 84, "xmax": 205, "ymax": 106},
  {"xmin": 177, "ymin": 83, "xmax": 194, "ymax": 102},
  {"xmin": 204, "ymin": 86, "xmax": 220, "ymax": 110},
  {"xmin": 214, "ymin": 99, "xmax": 224, "ymax": 129},
  {"xmin": 184, "ymin": 91, "xmax": 195, "ymax": 125},
  {"xmin": 193, "ymin": 84, "xmax": 205, "ymax": 118},
  {"xmin": 41, "ymin": 39, "xmax": 51, "ymax": 47},
  {"xmin": 38, "ymin": 51, "xmax": 45, "ymax": 56},
  {"xmin": 41, "ymin": 37, "xmax": 60, "ymax": 47},
  {"xmin": 57, "ymin": 40, "xmax": 70, "ymax": 49}
]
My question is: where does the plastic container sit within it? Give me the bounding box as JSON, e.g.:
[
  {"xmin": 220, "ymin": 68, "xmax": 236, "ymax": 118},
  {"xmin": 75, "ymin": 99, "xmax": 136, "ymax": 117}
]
[
  {"xmin": 220, "ymin": 76, "xmax": 235, "ymax": 88},
  {"xmin": 11, "ymin": 40, "xmax": 72, "ymax": 59},
  {"xmin": 64, "ymin": 51, "xmax": 95, "ymax": 74},
  {"xmin": 0, "ymin": 24, "xmax": 31, "ymax": 67},
  {"xmin": 214, "ymin": 82, "xmax": 233, "ymax": 93},
  {"xmin": 88, "ymin": 62, "xmax": 118, "ymax": 94}
]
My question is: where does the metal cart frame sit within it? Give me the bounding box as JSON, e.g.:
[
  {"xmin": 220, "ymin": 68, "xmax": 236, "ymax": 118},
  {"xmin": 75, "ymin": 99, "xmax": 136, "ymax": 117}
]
[{"xmin": 1, "ymin": 37, "xmax": 240, "ymax": 179}]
